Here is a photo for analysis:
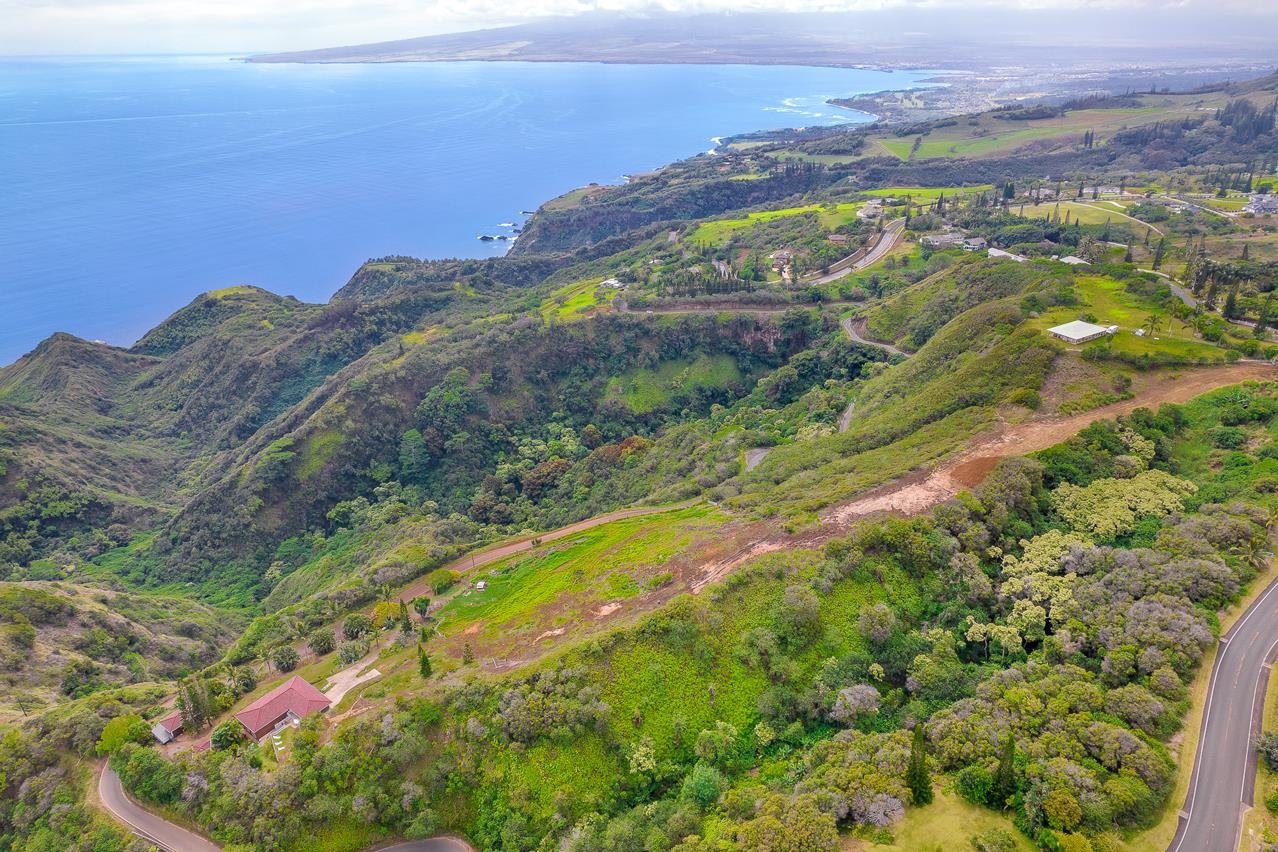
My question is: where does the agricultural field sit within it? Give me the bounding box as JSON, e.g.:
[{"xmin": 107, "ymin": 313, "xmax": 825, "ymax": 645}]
[
  {"xmin": 862, "ymin": 185, "xmax": 994, "ymax": 201},
  {"xmin": 689, "ymin": 202, "xmax": 863, "ymax": 244},
  {"xmin": 539, "ymin": 276, "xmax": 621, "ymax": 321},
  {"xmin": 875, "ymin": 103, "xmax": 1200, "ymax": 161}
]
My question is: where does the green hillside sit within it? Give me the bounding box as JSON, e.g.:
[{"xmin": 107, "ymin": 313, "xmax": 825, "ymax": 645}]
[{"xmin": 3, "ymin": 68, "xmax": 1278, "ymax": 852}]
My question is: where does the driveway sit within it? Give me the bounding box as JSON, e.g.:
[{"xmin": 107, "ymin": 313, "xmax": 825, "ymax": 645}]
[{"xmin": 324, "ymin": 661, "xmax": 382, "ymax": 706}]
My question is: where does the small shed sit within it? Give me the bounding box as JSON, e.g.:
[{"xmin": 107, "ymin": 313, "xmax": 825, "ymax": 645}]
[
  {"xmin": 151, "ymin": 710, "xmax": 183, "ymax": 745},
  {"xmin": 1048, "ymin": 320, "xmax": 1113, "ymax": 345},
  {"xmin": 1059, "ymin": 255, "xmax": 1091, "ymax": 266},
  {"xmin": 963, "ymin": 237, "xmax": 988, "ymax": 251}
]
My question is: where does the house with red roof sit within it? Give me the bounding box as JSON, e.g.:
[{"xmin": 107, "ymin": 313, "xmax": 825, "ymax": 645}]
[
  {"xmin": 234, "ymin": 675, "xmax": 331, "ymax": 741},
  {"xmin": 151, "ymin": 710, "xmax": 183, "ymax": 744}
]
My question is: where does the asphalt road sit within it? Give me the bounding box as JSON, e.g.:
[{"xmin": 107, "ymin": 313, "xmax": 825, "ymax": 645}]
[
  {"xmin": 101, "ymin": 765, "xmax": 476, "ymax": 852},
  {"xmin": 1170, "ymin": 576, "xmax": 1278, "ymax": 852},
  {"xmin": 99, "ymin": 766, "xmax": 220, "ymax": 852},
  {"xmin": 808, "ymin": 217, "xmax": 906, "ymax": 285}
]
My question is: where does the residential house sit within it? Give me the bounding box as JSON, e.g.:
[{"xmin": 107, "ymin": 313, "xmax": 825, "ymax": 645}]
[
  {"xmin": 151, "ymin": 710, "xmax": 183, "ymax": 745},
  {"xmin": 234, "ymin": 675, "xmax": 332, "ymax": 741}
]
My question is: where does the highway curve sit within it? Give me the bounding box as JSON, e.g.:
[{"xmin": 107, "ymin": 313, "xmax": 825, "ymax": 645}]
[
  {"xmin": 99, "ymin": 766, "xmax": 220, "ymax": 852},
  {"xmin": 1170, "ymin": 577, "xmax": 1278, "ymax": 852},
  {"xmin": 100, "ymin": 765, "xmax": 475, "ymax": 851}
]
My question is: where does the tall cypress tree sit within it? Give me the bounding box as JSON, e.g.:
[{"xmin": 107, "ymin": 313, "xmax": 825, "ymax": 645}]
[
  {"xmin": 418, "ymin": 647, "xmax": 432, "ymax": 679},
  {"xmin": 993, "ymin": 732, "xmax": 1018, "ymax": 807},
  {"xmin": 906, "ymin": 723, "xmax": 933, "ymax": 805}
]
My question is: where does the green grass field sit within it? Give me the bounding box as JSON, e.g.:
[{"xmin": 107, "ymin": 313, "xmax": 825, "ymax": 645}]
[
  {"xmin": 539, "ymin": 277, "xmax": 620, "ymax": 321},
  {"xmin": 480, "ymin": 549, "xmax": 923, "ymax": 825},
  {"xmin": 434, "ymin": 504, "xmax": 728, "ymax": 645},
  {"xmin": 875, "ymin": 104, "xmax": 1194, "ymax": 160},
  {"xmin": 1029, "ymin": 276, "xmax": 1227, "ymax": 363},
  {"xmin": 604, "ymin": 354, "xmax": 743, "ymax": 413},
  {"xmin": 862, "ymin": 185, "xmax": 995, "ymax": 202},
  {"xmin": 689, "ymin": 202, "xmax": 863, "ymax": 244}
]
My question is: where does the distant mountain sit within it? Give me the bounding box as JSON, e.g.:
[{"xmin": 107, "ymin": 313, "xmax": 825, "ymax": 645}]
[{"xmin": 248, "ymin": 10, "xmax": 1277, "ymax": 68}]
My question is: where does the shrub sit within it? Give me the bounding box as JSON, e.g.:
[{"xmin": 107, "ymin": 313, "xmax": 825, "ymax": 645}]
[
  {"xmin": 270, "ymin": 645, "xmax": 299, "ymax": 672},
  {"xmin": 1257, "ymin": 731, "xmax": 1278, "ymax": 770},
  {"xmin": 342, "ymin": 613, "xmax": 372, "ymax": 639},
  {"xmin": 425, "ymin": 568, "xmax": 459, "ymax": 594},
  {"xmin": 955, "ymin": 764, "xmax": 995, "ymax": 805},
  {"xmin": 338, "ymin": 640, "xmax": 369, "ymax": 665},
  {"xmin": 1211, "ymin": 426, "xmax": 1248, "ymax": 449},
  {"xmin": 1266, "ymin": 787, "xmax": 1278, "ymax": 814},
  {"xmin": 970, "ymin": 827, "xmax": 1018, "ymax": 852},
  {"xmin": 308, "ymin": 628, "xmax": 335, "ymax": 655}
]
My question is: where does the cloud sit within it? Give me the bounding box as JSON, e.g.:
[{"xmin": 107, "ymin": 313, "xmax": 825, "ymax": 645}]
[{"xmin": 1, "ymin": 0, "xmax": 1274, "ymax": 54}]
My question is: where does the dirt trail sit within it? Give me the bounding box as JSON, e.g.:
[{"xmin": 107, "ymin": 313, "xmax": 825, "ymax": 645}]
[
  {"xmin": 827, "ymin": 361, "xmax": 1278, "ymax": 523},
  {"xmin": 841, "ymin": 316, "xmax": 908, "ymax": 358}
]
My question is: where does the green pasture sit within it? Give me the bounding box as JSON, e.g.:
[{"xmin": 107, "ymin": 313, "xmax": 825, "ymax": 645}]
[
  {"xmin": 604, "ymin": 353, "xmax": 743, "ymax": 413},
  {"xmin": 689, "ymin": 202, "xmax": 862, "ymax": 244},
  {"xmin": 433, "ymin": 504, "xmax": 727, "ymax": 642}
]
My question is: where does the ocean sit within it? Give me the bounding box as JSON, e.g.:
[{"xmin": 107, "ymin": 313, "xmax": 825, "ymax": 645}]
[{"xmin": 0, "ymin": 55, "xmax": 930, "ymax": 364}]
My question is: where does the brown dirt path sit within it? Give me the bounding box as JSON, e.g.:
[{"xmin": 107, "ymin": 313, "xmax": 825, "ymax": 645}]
[{"xmin": 826, "ymin": 361, "xmax": 1278, "ymax": 523}]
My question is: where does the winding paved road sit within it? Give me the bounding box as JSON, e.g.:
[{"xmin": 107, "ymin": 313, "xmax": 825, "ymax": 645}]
[
  {"xmin": 1170, "ymin": 576, "xmax": 1278, "ymax": 852},
  {"xmin": 99, "ymin": 766, "xmax": 220, "ymax": 852},
  {"xmin": 100, "ymin": 765, "xmax": 474, "ymax": 851},
  {"xmin": 807, "ymin": 217, "xmax": 906, "ymax": 285}
]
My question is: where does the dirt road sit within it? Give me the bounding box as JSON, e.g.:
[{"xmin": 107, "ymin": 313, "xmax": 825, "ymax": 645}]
[{"xmin": 827, "ymin": 361, "xmax": 1278, "ymax": 523}]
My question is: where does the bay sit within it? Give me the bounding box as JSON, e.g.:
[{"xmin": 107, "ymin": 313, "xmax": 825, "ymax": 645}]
[{"xmin": 0, "ymin": 56, "xmax": 930, "ymax": 364}]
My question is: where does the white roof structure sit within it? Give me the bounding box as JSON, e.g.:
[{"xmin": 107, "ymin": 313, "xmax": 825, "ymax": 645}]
[
  {"xmin": 1048, "ymin": 320, "xmax": 1113, "ymax": 344},
  {"xmin": 1059, "ymin": 255, "xmax": 1091, "ymax": 265},
  {"xmin": 988, "ymin": 248, "xmax": 1027, "ymax": 263}
]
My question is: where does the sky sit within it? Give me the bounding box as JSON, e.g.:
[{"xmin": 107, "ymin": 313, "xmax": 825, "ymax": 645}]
[{"xmin": 2, "ymin": 0, "xmax": 1275, "ymax": 55}]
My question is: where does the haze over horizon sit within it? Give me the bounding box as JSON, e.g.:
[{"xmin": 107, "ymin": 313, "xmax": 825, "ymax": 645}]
[{"xmin": 3, "ymin": 0, "xmax": 1277, "ymax": 56}]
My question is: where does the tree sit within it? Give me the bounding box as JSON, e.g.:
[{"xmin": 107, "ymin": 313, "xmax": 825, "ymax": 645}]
[
  {"xmin": 210, "ymin": 720, "xmax": 246, "ymax": 751},
  {"xmin": 462, "ymin": 642, "xmax": 475, "ymax": 665},
  {"xmin": 830, "ymin": 685, "xmax": 881, "ymax": 725},
  {"xmin": 906, "ymin": 723, "xmax": 933, "ymax": 805},
  {"xmin": 682, "ymin": 762, "xmax": 724, "ymax": 807},
  {"xmin": 412, "ymin": 596, "xmax": 432, "ymax": 620},
  {"xmin": 1258, "ymin": 731, "xmax": 1278, "ymax": 770},
  {"xmin": 95, "ymin": 714, "xmax": 151, "ymax": 756},
  {"xmin": 399, "ymin": 600, "xmax": 413, "ymax": 634},
  {"xmin": 337, "ymin": 640, "xmax": 368, "ymax": 665},
  {"xmin": 992, "ymin": 732, "xmax": 1018, "ymax": 807},
  {"xmin": 342, "ymin": 613, "xmax": 372, "ymax": 639},
  {"xmin": 271, "ymin": 645, "xmax": 299, "ymax": 672},
  {"xmin": 307, "ymin": 628, "xmax": 335, "ymax": 655},
  {"xmin": 1224, "ymin": 286, "xmax": 1240, "ymax": 319},
  {"xmin": 1152, "ymin": 237, "xmax": 1167, "ymax": 269},
  {"xmin": 418, "ymin": 646, "xmax": 432, "ymax": 679},
  {"xmin": 232, "ymin": 666, "xmax": 257, "ymax": 695}
]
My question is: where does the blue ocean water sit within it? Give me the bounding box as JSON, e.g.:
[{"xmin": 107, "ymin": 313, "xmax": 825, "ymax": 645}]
[{"xmin": 0, "ymin": 56, "xmax": 930, "ymax": 364}]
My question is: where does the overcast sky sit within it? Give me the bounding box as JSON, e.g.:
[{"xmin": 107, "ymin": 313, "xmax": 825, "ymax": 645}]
[{"xmin": 2, "ymin": 0, "xmax": 1274, "ymax": 55}]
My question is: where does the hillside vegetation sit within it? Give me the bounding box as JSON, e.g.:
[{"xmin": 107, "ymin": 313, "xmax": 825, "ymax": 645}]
[{"xmin": 2, "ymin": 69, "xmax": 1277, "ymax": 852}]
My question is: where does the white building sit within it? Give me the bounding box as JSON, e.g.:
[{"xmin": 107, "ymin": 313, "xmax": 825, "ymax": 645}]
[{"xmin": 1048, "ymin": 320, "xmax": 1115, "ymax": 345}]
